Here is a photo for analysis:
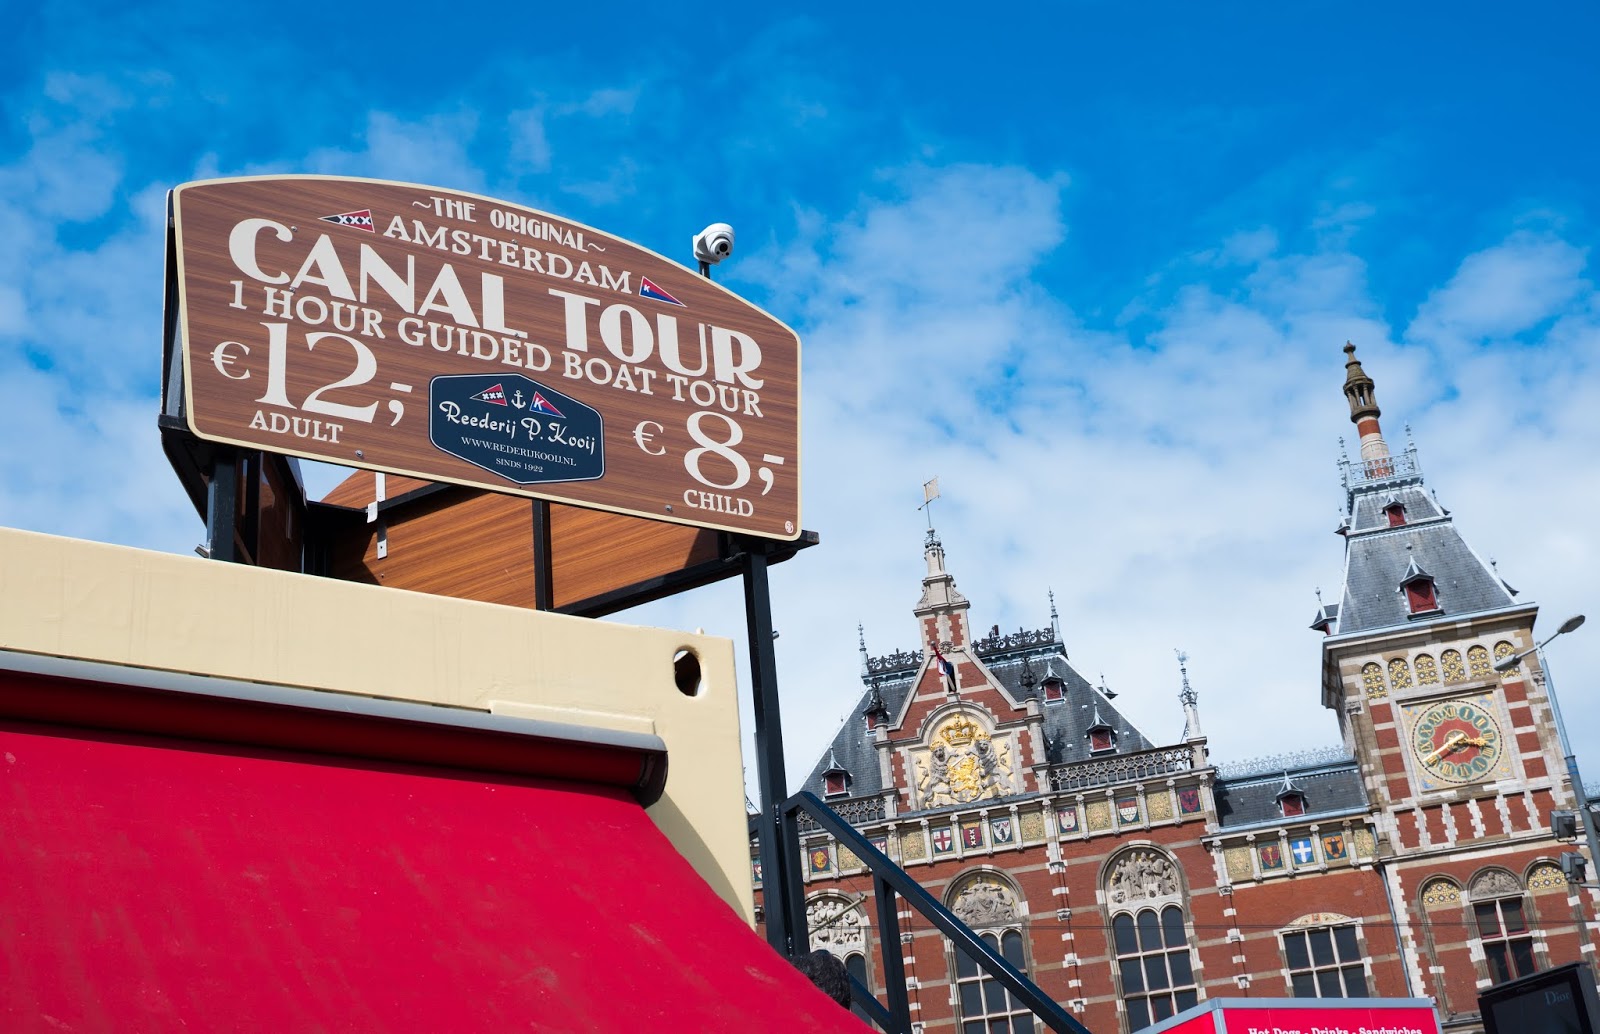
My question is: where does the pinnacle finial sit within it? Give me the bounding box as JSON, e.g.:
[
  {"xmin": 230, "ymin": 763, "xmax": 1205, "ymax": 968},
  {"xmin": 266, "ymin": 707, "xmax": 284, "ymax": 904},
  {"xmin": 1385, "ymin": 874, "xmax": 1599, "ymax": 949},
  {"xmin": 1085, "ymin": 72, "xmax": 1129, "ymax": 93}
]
[
  {"xmin": 1176, "ymin": 649, "xmax": 1202, "ymax": 740},
  {"xmin": 1342, "ymin": 342, "xmax": 1390, "ymax": 462}
]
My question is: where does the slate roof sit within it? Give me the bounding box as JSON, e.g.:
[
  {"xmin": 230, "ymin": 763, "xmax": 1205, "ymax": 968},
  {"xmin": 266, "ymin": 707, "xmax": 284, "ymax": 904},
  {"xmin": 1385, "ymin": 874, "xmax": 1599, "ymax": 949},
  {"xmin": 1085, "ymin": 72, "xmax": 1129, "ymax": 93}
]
[
  {"xmin": 1214, "ymin": 762, "xmax": 1369, "ymax": 830},
  {"xmin": 1336, "ymin": 469, "xmax": 1517, "ymax": 635},
  {"xmin": 797, "ymin": 636, "xmax": 1155, "ymax": 806}
]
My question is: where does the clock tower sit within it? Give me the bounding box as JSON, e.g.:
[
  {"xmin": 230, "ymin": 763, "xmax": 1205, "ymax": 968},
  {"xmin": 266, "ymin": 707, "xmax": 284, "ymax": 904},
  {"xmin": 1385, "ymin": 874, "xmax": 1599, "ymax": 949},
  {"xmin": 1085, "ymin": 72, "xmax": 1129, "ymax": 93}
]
[{"xmin": 1316, "ymin": 344, "xmax": 1597, "ymax": 1019}]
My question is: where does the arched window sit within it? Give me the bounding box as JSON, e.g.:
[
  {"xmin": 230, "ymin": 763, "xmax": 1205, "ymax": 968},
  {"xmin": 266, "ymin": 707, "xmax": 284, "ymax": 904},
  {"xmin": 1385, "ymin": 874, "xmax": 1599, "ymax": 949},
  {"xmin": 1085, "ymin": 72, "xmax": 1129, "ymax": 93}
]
[
  {"xmin": 1106, "ymin": 849, "xmax": 1199, "ymax": 1030},
  {"xmin": 1280, "ymin": 916, "xmax": 1368, "ymax": 997},
  {"xmin": 1361, "ymin": 663, "xmax": 1386, "ymax": 700},
  {"xmin": 1469, "ymin": 870, "xmax": 1536, "ymax": 984},
  {"xmin": 945, "ymin": 874, "xmax": 1032, "ymax": 1034},
  {"xmin": 1441, "ymin": 650, "xmax": 1466, "ymax": 683},
  {"xmin": 805, "ymin": 893, "xmax": 871, "ymax": 1011},
  {"xmin": 1387, "ymin": 658, "xmax": 1413, "ymax": 691},
  {"xmin": 1414, "ymin": 654, "xmax": 1439, "ymax": 685},
  {"xmin": 1113, "ymin": 906, "xmax": 1197, "ymax": 1029},
  {"xmin": 843, "ymin": 952, "xmax": 870, "ymax": 1023}
]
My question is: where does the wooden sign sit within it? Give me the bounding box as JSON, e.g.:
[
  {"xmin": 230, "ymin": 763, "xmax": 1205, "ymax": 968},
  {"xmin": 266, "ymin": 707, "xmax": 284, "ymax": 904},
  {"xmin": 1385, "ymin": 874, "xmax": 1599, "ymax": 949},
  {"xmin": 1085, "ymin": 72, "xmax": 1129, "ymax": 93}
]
[{"xmin": 170, "ymin": 176, "xmax": 801, "ymax": 540}]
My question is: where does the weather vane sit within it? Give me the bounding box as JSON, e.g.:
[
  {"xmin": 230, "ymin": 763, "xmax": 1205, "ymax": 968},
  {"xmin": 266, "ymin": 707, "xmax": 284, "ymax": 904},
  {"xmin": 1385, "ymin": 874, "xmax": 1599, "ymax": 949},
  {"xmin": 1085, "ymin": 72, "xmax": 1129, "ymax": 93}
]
[{"xmin": 919, "ymin": 476, "xmax": 940, "ymax": 530}]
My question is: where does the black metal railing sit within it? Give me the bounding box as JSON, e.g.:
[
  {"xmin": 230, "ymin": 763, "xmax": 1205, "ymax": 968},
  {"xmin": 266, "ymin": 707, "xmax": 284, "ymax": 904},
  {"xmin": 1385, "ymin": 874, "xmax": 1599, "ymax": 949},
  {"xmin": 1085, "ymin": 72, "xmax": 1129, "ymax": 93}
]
[
  {"xmin": 780, "ymin": 790, "xmax": 1092, "ymax": 1034},
  {"xmin": 1046, "ymin": 745, "xmax": 1195, "ymax": 792},
  {"xmin": 797, "ymin": 793, "xmax": 886, "ymax": 832}
]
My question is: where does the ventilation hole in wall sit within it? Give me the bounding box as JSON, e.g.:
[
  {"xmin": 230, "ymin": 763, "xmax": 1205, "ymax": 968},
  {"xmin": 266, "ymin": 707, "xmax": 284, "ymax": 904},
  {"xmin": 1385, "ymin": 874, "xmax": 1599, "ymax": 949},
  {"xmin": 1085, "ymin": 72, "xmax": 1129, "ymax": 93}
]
[{"xmin": 673, "ymin": 648, "xmax": 702, "ymax": 697}]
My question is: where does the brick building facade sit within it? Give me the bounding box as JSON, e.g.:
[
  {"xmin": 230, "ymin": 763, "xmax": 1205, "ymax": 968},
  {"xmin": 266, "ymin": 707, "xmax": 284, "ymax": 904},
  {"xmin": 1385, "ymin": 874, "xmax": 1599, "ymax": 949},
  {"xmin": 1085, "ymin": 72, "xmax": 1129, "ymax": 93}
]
[{"xmin": 757, "ymin": 346, "xmax": 1599, "ymax": 1033}]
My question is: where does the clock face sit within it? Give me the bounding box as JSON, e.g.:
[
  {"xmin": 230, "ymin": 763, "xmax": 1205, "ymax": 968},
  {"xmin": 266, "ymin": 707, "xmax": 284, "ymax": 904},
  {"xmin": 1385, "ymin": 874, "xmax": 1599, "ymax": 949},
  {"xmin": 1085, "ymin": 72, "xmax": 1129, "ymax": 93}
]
[{"xmin": 1410, "ymin": 698, "xmax": 1504, "ymax": 785}]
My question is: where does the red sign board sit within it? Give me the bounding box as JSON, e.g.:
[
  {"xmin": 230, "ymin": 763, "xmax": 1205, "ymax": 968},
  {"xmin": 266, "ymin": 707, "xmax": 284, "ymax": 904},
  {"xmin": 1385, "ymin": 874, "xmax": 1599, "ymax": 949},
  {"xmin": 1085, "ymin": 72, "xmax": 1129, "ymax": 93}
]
[
  {"xmin": 1150, "ymin": 999, "xmax": 1441, "ymax": 1034},
  {"xmin": 169, "ymin": 176, "xmax": 801, "ymax": 539}
]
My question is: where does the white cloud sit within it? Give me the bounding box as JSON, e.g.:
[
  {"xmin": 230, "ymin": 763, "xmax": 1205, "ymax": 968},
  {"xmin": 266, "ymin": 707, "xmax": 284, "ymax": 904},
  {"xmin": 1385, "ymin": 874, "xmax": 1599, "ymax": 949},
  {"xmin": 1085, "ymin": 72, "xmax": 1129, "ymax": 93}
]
[
  {"xmin": 1409, "ymin": 231, "xmax": 1590, "ymax": 345},
  {"xmin": 631, "ymin": 170, "xmax": 1600, "ymax": 803},
  {"xmin": 303, "ymin": 111, "xmax": 487, "ymax": 193}
]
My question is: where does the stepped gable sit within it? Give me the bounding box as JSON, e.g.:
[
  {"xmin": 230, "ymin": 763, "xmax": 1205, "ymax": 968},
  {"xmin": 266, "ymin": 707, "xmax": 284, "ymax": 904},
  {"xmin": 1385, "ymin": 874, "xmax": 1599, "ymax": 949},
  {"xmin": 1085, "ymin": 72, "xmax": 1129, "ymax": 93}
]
[{"xmin": 798, "ymin": 537, "xmax": 1154, "ymax": 803}]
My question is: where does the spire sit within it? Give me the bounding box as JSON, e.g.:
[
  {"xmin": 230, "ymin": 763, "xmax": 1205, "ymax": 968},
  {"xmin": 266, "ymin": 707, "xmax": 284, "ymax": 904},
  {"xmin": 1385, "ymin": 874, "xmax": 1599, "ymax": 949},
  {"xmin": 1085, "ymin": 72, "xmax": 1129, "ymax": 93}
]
[
  {"xmin": 1327, "ymin": 346, "xmax": 1515, "ymax": 636},
  {"xmin": 1049, "ymin": 589, "xmax": 1061, "ymax": 643},
  {"xmin": 1176, "ymin": 650, "xmax": 1203, "ymax": 741},
  {"xmin": 858, "ymin": 622, "xmax": 869, "ymax": 675},
  {"xmin": 914, "ymin": 521, "xmax": 971, "ymax": 644},
  {"xmin": 1342, "ymin": 342, "xmax": 1391, "ymax": 463}
]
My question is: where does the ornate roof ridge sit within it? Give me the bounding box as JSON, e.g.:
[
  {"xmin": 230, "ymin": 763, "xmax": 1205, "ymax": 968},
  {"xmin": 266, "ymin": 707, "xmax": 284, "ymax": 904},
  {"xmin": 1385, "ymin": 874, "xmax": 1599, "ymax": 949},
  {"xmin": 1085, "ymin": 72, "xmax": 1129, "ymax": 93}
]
[{"xmin": 1214, "ymin": 746, "xmax": 1355, "ymax": 781}]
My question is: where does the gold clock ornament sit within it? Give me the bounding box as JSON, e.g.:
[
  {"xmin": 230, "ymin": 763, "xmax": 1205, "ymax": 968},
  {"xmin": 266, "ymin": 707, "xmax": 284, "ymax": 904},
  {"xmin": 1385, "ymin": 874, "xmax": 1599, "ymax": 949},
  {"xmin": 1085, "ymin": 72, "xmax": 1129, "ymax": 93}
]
[{"xmin": 1411, "ymin": 698, "xmax": 1503, "ymax": 785}]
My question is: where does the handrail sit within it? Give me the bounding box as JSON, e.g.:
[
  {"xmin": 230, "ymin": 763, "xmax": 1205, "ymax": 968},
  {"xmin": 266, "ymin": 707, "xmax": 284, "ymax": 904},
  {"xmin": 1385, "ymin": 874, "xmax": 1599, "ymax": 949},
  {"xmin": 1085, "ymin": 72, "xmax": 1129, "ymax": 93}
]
[{"xmin": 783, "ymin": 790, "xmax": 1092, "ymax": 1034}]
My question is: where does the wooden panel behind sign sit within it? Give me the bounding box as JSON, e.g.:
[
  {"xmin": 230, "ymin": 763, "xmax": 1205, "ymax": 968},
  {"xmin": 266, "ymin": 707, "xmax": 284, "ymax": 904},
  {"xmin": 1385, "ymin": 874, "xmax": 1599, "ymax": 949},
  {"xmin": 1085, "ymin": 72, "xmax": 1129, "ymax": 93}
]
[
  {"xmin": 172, "ymin": 176, "xmax": 801, "ymax": 540},
  {"xmin": 321, "ymin": 470, "xmax": 725, "ymax": 612}
]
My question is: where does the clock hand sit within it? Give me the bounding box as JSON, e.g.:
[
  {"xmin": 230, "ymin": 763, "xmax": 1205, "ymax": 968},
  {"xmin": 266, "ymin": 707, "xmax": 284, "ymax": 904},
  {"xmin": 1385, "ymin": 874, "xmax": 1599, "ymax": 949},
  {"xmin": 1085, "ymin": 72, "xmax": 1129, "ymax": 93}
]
[{"xmin": 1423, "ymin": 730, "xmax": 1468, "ymax": 766}]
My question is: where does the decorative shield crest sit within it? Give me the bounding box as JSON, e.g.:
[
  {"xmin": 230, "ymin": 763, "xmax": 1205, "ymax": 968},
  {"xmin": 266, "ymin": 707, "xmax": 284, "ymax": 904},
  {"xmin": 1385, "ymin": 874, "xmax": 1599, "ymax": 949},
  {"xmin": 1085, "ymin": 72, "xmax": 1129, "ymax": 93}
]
[
  {"xmin": 932, "ymin": 828, "xmax": 954, "ymax": 854},
  {"xmin": 1178, "ymin": 787, "xmax": 1202, "ymax": 815},
  {"xmin": 961, "ymin": 824, "xmax": 984, "ymax": 849},
  {"xmin": 1117, "ymin": 797, "xmax": 1140, "ymax": 824},
  {"xmin": 1056, "ymin": 805, "xmax": 1079, "ymax": 833},
  {"xmin": 1290, "ymin": 837, "xmax": 1316, "ymax": 866},
  {"xmin": 809, "ymin": 846, "xmax": 832, "ymax": 874},
  {"xmin": 1259, "ymin": 843, "xmax": 1284, "ymax": 871},
  {"xmin": 1321, "ymin": 833, "xmax": 1347, "ymax": 860},
  {"xmin": 991, "ymin": 817, "xmax": 1013, "ymax": 843}
]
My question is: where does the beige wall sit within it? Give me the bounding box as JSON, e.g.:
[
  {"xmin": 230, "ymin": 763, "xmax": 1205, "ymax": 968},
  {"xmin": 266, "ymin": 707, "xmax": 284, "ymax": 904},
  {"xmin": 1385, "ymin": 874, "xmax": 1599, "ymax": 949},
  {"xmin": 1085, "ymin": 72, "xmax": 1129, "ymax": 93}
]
[{"xmin": 0, "ymin": 527, "xmax": 754, "ymax": 922}]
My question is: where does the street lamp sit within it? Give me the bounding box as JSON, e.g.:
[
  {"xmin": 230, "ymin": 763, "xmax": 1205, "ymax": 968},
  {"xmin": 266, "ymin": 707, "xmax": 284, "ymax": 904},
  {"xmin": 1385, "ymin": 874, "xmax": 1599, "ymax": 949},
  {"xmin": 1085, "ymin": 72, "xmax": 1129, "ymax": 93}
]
[{"xmin": 1495, "ymin": 615, "xmax": 1597, "ymax": 882}]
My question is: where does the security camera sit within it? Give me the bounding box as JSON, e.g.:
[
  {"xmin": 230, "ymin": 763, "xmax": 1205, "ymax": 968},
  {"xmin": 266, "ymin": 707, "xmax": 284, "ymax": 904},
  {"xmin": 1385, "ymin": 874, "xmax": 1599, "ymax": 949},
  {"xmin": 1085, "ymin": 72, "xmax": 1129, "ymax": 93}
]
[{"xmin": 693, "ymin": 222, "xmax": 735, "ymax": 265}]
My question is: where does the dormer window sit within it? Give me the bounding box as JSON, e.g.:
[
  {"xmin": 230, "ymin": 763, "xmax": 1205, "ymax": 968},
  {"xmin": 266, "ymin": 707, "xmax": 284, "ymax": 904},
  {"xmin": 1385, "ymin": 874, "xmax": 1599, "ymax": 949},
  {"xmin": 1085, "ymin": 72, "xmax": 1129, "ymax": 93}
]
[
  {"xmin": 1087, "ymin": 707, "xmax": 1116, "ymax": 753},
  {"xmin": 1276, "ymin": 773, "xmax": 1307, "ymax": 816},
  {"xmin": 1405, "ymin": 579, "xmax": 1438, "ymax": 613},
  {"xmin": 1042, "ymin": 677, "xmax": 1064, "ymax": 703},
  {"xmin": 1383, "ymin": 500, "xmax": 1407, "ymax": 527},
  {"xmin": 1399, "ymin": 557, "xmax": 1441, "ymax": 615},
  {"xmin": 822, "ymin": 749, "xmax": 851, "ymax": 798}
]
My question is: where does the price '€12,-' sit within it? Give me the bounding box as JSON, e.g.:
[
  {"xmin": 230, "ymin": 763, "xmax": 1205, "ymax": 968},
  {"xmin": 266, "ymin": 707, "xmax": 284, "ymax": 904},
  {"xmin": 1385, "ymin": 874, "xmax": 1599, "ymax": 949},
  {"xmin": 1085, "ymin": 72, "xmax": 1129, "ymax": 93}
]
[{"xmin": 209, "ymin": 320, "xmax": 788, "ymax": 523}]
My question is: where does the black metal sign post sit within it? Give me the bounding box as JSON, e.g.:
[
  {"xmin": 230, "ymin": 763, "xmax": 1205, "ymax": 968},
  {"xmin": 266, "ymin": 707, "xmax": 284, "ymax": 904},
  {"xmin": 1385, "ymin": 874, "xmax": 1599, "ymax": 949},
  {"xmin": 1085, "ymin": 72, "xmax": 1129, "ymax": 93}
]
[{"xmin": 741, "ymin": 535, "xmax": 806, "ymax": 956}]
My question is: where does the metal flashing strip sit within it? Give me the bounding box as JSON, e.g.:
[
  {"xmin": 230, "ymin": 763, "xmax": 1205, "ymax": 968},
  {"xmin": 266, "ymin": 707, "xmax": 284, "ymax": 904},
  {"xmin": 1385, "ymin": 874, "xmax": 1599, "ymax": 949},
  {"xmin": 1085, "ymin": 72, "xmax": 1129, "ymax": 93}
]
[
  {"xmin": 0, "ymin": 648, "xmax": 668, "ymax": 802},
  {"xmin": 1209, "ymin": 805, "xmax": 1371, "ymax": 837},
  {"xmin": 1320, "ymin": 601, "xmax": 1539, "ymax": 646}
]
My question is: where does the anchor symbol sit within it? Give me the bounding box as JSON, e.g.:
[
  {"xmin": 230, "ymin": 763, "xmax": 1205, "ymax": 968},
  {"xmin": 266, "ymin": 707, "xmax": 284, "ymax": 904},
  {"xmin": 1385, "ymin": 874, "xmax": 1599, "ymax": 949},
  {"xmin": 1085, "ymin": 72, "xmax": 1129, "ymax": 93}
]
[{"xmin": 511, "ymin": 390, "xmax": 527, "ymax": 409}]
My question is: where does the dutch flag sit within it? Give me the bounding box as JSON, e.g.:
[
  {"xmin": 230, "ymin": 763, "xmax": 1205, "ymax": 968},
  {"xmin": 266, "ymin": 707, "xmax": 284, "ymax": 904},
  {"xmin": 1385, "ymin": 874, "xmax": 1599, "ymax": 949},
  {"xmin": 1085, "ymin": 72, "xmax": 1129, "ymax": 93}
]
[{"xmin": 930, "ymin": 642, "xmax": 958, "ymax": 694}]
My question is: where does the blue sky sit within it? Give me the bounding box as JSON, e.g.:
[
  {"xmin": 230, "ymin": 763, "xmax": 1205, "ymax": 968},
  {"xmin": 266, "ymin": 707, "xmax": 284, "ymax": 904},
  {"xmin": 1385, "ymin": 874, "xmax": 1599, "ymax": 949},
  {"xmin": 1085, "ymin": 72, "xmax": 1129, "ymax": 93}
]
[{"xmin": 4, "ymin": 2, "xmax": 1599, "ymax": 793}]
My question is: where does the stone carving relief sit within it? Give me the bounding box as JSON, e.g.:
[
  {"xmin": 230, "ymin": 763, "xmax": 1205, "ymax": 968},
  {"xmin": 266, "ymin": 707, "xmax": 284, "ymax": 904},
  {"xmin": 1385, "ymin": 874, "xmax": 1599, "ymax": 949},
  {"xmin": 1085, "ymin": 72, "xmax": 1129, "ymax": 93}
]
[
  {"xmin": 806, "ymin": 896, "xmax": 867, "ymax": 954},
  {"xmin": 911, "ymin": 712, "xmax": 1016, "ymax": 808},
  {"xmin": 950, "ymin": 876, "xmax": 1019, "ymax": 927},
  {"xmin": 1470, "ymin": 869, "xmax": 1522, "ymax": 899},
  {"xmin": 1107, "ymin": 849, "xmax": 1181, "ymax": 906}
]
